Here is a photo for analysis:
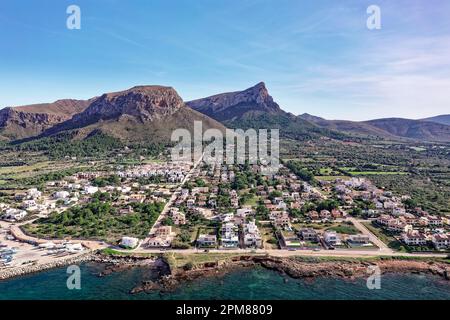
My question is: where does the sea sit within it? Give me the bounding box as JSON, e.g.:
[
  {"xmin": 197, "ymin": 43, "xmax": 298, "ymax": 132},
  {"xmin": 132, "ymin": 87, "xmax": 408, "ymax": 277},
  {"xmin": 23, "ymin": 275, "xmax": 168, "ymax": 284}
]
[{"xmin": 0, "ymin": 262, "xmax": 449, "ymax": 300}]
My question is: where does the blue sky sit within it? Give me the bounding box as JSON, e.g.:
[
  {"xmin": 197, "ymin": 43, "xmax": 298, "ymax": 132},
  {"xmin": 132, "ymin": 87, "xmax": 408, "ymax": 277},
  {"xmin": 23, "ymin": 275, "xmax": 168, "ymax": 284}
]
[{"xmin": 0, "ymin": 0, "xmax": 449, "ymax": 120}]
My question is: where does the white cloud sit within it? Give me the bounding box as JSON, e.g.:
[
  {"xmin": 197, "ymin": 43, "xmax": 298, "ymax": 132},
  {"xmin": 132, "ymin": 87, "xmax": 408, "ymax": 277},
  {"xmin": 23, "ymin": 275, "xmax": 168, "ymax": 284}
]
[{"xmin": 282, "ymin": 34, "xmax": 450, "ymax": 120}]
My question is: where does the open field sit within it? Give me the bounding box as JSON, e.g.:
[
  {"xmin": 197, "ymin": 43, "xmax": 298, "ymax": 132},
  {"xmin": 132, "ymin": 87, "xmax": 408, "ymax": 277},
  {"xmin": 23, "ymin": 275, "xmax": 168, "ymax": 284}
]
[
  {"xmin": 314, "ymin": 175, "xmax": 350, "ymax": 181},
  {"xmin": 362, "ymin": 222, "xmax": 406, "ymax": 252},
  {"xmin": 348, "ymin": 171, "xmax": 409, "ymax": 176}
]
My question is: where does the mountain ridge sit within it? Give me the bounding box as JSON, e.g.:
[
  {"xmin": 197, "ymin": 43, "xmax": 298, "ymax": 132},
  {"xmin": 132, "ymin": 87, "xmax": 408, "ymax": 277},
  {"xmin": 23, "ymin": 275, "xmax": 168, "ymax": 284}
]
[
  {"xmin": 39, "ymin": 85, "xmax": 226, "ymax": 143},
  {"xmin": 2, "ymin": 83, "xmax": 449, "ymax": 144},
  {"xmin": 420, "ymin": 114, "xmax": 450, "ymax": 126},
  {"xmin": 0, "ymin": 99, "xmax": 90, "ymax": 141},
  {"xmin": 187, "ymin": 82, "xmax": 346, "ymax": 141},
  {"xmin": 298, "ymin": 114, "xmax": 450, "ymax": 142}
]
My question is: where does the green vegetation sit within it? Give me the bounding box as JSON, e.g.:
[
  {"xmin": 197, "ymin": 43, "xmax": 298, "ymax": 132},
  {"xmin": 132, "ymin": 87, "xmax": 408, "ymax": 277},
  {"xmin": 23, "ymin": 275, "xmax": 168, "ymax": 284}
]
[
  {"xmin": 285, "ymin": 161, "xmax": 315, "ymax": 182},
  {"xmin": 325, "ymin": 222, "xmax": 359, "ymax": 235},
  {"xmin": 348, "ymin": 171, "xmax": 409, "ymax": 176},
  {"xmin": 100, "ymin": 248, "xmax": 158, "ymax": 258},
  {"xmin": 23, "ymin": 198, "xmax": 164, "ymax": 241},
  {"xmin": 13, "ymin": 131, "xmax": 123, "ymax": 159},
  {"xmin": 282, "ymin": 138, "xmax": 450, "ymax": 216},
  {"xmin": 362, "ymin": 222, "xmax": 407, "ymax": 252},
  {"xmin": 92, "ymin": 175, "xmax": 121, "ymax": 187},
  {"xmin": 163, "ymin": 252, "xmax": 261, "ymax": 270}
]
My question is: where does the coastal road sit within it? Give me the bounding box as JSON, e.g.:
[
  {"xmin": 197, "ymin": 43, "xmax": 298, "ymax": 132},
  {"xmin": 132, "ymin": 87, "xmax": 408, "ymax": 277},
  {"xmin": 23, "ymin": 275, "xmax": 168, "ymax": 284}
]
[{"xmin": 122, "ymin": 247, "xmax": 448, "ymax": 258}]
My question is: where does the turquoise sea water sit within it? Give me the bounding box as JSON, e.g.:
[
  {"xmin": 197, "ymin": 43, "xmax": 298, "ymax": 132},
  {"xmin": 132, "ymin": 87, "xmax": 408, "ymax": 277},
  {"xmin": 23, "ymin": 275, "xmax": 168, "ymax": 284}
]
[{"xmin": 0, "ymin": 263, "xmax": 450, "ymax": 300}]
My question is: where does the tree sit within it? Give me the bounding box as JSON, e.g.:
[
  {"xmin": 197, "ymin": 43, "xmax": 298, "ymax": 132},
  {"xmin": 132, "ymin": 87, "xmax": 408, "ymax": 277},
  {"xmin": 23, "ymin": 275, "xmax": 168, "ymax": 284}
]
[
  {"xmin": 161, "ymin": 217, "xmax": 174, "ymax": 226},
  {"xmin": 403, "ymin": 198, "xmax": 418, "ymax": 209}
]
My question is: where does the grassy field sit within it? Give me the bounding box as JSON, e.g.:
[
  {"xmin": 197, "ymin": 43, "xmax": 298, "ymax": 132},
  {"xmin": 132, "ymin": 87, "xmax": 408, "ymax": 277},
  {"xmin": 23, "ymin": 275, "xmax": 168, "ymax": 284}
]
[
  {"xmin": 314, "ymin": 175, "xmax": 350, "ymax": 181},
  {"xmin": 294, "ymin": 222, "xmax": 358, "ymax": 235},
  {"xmin": 0, "ymin": 160, "xmax": 91, "ymax": 189},
  {"xmin": 260, "ymin": 225, "xmax": 278, "ymax": 249},
  {"xmin": 163, "ymin": 252, "xmax": 261, "ymax": 269},
  {"xmin": 242, "ymin": 195, "xmax": 260, "ymax": 207},
  {"xmin": 348, "ymin": 171, "xmax": 409, "ymax": 176},
  {"xmin": 362, "ymin": 222, "xmax": 407, "ymax": 252},
  {"xmin": 0, "ymin": 161, "xmax": 53, "ymax": 177},
  {"xmin": 325, "ymin": 223, "xmax": 359, "ymax": 235}
]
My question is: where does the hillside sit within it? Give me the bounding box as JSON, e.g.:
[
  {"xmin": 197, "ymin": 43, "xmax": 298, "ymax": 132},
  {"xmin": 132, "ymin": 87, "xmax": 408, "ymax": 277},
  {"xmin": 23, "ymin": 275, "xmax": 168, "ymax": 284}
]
[
  {"xmin": 299, "ymin": 114, "xmax": 450, "ymax": 142},
  {"xmin": 365, "ymin": 118, "xmax": 450, "ymax": 142},
  {"xmin": 298, "ymin": 115, "xmax": 400, "ymax": 140},
  {"xmin": 421, "ymin": 114, "xmax": 450, "ymax": 126},
  {"xmin": 188, "ymin": 83, "xmax": 345, "ymax": 141},
  {"xmin": 0, "ymin": 99, "xmax": 90, "ymax": 141},
  {"xmin": 40, "ymin": 85, "xmax": 226, "ymax": 143}
]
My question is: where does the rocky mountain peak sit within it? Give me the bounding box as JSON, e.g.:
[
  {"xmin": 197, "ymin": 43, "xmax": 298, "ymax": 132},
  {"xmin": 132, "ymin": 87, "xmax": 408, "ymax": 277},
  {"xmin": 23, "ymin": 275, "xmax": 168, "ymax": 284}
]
[
  {"xmin": 240, "ymin": 81, "xmax": 273, "ymax": 105},
  {"xmin": 187, "ymin": 82, "xmax": 282, "ymax": 117},
  {"xmin": 76, "ymin": 85, "xmax": 185, "ymax": 122}
]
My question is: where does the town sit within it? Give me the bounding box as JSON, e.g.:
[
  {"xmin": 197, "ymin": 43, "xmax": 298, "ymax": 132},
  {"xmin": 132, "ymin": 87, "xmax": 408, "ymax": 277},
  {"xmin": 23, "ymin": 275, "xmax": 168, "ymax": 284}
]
[{"xmin": 1, "ymin": 154, "xmax": 449, "ymax": 270}]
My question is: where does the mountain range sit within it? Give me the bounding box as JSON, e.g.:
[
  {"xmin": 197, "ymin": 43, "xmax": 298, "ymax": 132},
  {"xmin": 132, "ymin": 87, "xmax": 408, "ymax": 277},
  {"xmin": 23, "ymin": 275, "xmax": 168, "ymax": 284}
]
[
  {"xmin": 1, "ymin": 86, "xmax": 224, "ymax": 143},
  {"xmin": 1, "ymin": 82, "xmax": 449, "ymax": 144},
  {"xmin": 187, "ymin": 82, "xmax": 344, "ymax": 141},
  {"xmin": 421, "ymin": 115, "xmax": 450, "ymax": 126},
  {"xmin": 188, "ymin": 82, "xmax": 450, "ymax": 143},
  {"xmin": 0, "ymin": 99, "xmax": 90, "ymax": 141}
]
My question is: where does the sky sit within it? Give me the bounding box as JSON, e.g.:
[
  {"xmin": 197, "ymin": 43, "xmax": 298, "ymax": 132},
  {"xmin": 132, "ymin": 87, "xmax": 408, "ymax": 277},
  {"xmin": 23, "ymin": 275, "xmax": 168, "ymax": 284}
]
[{"xmin": 0, "ymin": 0, "xmax": 449, "ymax": 120}]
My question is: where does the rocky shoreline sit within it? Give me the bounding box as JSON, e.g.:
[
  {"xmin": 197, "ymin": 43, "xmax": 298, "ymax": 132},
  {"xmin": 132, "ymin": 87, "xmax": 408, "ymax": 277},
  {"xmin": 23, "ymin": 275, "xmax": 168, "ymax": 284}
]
[
  {"xmin": 130, "ymin": 255, "xmax": 450, "ymax": 294},
  {"xmin": 2, "ymin": 251, "xmax": 450, "ymax": 293},
  {"xmin": 91, "ymin": 254, "xmax": 169, "ymax": 277}
]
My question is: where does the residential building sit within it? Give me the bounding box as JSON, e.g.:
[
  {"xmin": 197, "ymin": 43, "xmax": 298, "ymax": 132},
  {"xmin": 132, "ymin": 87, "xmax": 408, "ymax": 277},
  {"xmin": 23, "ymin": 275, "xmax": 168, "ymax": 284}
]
[
  {"xmin": 243, "ymin": 220, "xmax": 262, "ymax": 248},
  {"xmin": 324, "ymin": 231, "xmax": 341, "ymax": 246},
  {"xmin": 299, "ymin": 228, "xmax": 318, "ymax": 242},
  {"xmin": 197, "ymin": 234, "xmax": 217, "ymax": 247},
  {"xmin": 221, "ymin": 222, "xmax": 239, "ymax": 248},
  {"xmin": 432, "ymin": 234, "xmax": 450, "ymax": 250},
  {"xmin": 402, "ymin": 231, "xmax": 427, "ymax": 246},
  {"xmin": 347, "ymin": 234, "xmax": 370, "ymax": 244},
  {"xmin": 120, "ymin": 236, "xmax": 139, "ymax": 248}
]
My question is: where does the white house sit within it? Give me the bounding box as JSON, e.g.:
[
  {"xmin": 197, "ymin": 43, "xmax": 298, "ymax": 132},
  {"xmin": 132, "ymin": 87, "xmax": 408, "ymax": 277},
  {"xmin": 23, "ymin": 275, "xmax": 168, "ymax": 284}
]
[
  {"xmin": 84, "ymin": 186, "xmax": 99, "ymax": 195},
  {"xmin": 243, "ymin": 220, "xmax": 262, "ymax": 248},
  {"xmin": 2, "ymin": 208, "xmax": 28, "ymax": 221},
  {"xmin": 221, "ymin": 222, "xmax": 239, "ymax": 248},
  {"xmin": 27, "ymin": 188, "xmax": 42, "ymax": 199},
  {"xmin": 347, "ymin": 234, "xmax": 370, "ymax": 244},
  {"xmin": 54, "ymin": 191, "xmax": 70, "ymax": 199},
  {"xmin": 402, "ymin": 231, "xmax": 427, "ymax": 246},
  {"xmin": 197, "ymin": 234, "xmax": 217, "ymax": 247},
  {"xmin": 324, "ymin": 231, "xmax": 341, "ymax": 246},
  {"xmin": 22, "ymin": 200, "xmax": 38, "ymax": 211},
  {"xmin": 236, "ymin": 208, "xmax": 253, "ymax": 218},
  {"xmin": 431, "ymin": 234, "xmax": 450, "ymax": 250},
  {"xmin": 120, "ymin": 236, "xmax": 139, "ymax": 248}
]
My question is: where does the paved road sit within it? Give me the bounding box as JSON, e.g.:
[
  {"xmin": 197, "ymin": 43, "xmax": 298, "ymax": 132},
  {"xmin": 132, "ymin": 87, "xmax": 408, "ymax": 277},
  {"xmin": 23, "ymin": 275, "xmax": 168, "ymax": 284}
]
[
  {"xmin": 122, "ymin": 247, "xmax": 447, "ymax": 258},
  {"xmin": 347, "ymin": 217, "xmax": 392, "ymax": 253},
  {"xmin": 4, "ymin": 221, "xmax": 447, "ymax": 260}
]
